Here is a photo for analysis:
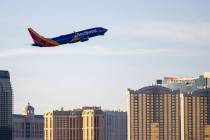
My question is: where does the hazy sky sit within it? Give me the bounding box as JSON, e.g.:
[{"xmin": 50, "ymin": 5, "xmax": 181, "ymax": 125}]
[{"xmin": 0, "ymin": 0, "xmax": 210, "ymax": 114}]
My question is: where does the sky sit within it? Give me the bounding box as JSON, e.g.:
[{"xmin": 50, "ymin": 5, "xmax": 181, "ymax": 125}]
[{"xmin": 0, "ymin": 0, "xmax": 210, "ymax": 114}]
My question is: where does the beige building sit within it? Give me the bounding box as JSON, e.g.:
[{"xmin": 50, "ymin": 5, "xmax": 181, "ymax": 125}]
[
  {"xmin": 183, "ymin": 88, "xmax": 210, "ymax": 140},
  {"xmin": 44, "ymin": 107, "xmax": 127, "ymax": 140},
  {"xmin": 44, "ymin": 107, "xmax": 126, "ymax": 140},
  {"xmin": 13, "ymin": 103, "xmax": 44, "ymax": 140},
  {"xmin": 44, "ymin": 109, "xmax": 83, "ymax": 140},
  {"xmin": 82, "ymin": 107, "xmax": 104, "ymax": 140},
  {"xmin": 127, "ymin": 85, "xmax": 181, "ymax": 140},
  {"xmin": 44, "ymin": 107, "xmax": 106, "ymax": 140}
]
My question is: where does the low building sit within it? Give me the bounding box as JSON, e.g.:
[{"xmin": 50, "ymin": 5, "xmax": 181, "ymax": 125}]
[
  {"xmin": 13, "ymin": 103, "xmax": 44, "ymax": 140},
  {"xmin": 156, "ymin": 72, "xmax": 210, "ymax": 93},
  {"xmin": 157, "ymin": 76, "xmax": 196, "ymax": 93},
  {"xmin": 192, "ymin": 72, "xmax": 210, "ymax": 91}
]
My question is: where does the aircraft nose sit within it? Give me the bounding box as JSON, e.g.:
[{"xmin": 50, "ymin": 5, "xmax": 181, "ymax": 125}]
[{"xmin": 103, "ymin": 28, "xmax": 108, "ymax": 33}]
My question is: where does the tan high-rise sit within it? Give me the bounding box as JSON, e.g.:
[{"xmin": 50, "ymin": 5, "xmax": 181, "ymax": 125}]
[
  {"xmin": 184, "ymin": 88, "xmax": 210, "ymax": 140},
  {"xmin": 44, "ymin": 109, "xmax": 83, "ymax": 140},
  {"xmin": 127, "ymin": 85, "xmax": 181, "ymax": 140},
  {"xmin": 82, "ymin": 107, "xmax": 104, "ymax": 140}
]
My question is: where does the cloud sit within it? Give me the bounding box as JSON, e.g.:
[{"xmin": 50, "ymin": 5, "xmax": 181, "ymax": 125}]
[
  {"xmin": 111, "ymin": 21, "xmax": 210, "ymax": 45},
  {"xmin": 0, "ymin": 46, "xmax": 175, "ymax": 58}
]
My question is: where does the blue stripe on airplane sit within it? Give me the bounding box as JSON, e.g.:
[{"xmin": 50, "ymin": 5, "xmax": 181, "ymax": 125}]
[{"xmin": 52, "ymin": 27, "xmax": 108, "ymax": 44}]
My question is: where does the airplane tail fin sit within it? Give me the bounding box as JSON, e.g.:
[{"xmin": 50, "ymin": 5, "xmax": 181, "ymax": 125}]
[
  {"xmin": 28, "ymin": 28, "xmax": 45, "ymax": 46},
  {"xmin": 28, "ymin": 28, "xmax": 60, "ymax": 47}
]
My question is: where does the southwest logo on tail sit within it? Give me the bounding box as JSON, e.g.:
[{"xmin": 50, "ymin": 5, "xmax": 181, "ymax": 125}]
[{"xmin": 28, "ymin": 27, "xmax": 108, "ymax": 47}]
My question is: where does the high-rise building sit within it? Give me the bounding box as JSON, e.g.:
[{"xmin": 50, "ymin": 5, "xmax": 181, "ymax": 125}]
[
  {"xmin": 13, "ymin": 103, "xmax": 44, "ymax": 140},
  {"xmin": 0, "ymin": 70, "xmax": 13, "ymax": 140},
  {"xmin": 127, "ymin": 85, "xmax": 181, "ymax": 140},
  {"xmin": 156, "ymin": 72, "xmax": 210, "ymax": 93},
  {"xmin": 104, "ymin": 111, "xmax": 127, "ymax": 140},
  {"xmin": 82, "ymin": 107, "xmax": 104, "ymax": 140},
  {"xmin": 44, "ymin": 109, "xmax": 83, "ymax": 140},
  {"xmin": 183, "ymin": 88, "xmax": 210, "ymax": 140}
]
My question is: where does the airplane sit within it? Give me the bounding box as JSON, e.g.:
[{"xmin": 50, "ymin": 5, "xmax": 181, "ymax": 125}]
[{"xmin": 28, "ymin": 27, "xmax": 108, "ymax": 47}]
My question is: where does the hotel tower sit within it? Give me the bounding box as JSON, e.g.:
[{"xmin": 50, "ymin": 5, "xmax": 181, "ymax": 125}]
[
  {"xmin": 127, "ymin": 85, "xmax": 181, "ymax": 140},
  {"xmin": 183, "ymin": 88, "xmax": 210, "ymax": 140}
]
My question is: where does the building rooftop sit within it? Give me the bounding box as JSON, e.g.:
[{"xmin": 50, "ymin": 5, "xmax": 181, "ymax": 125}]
[
  {"xmin": 164, "ymin": 77, "xmax": 196, "ymax": 81},
  {"xmin": 51, "ymin": 109, "xmax": 83, "ymax": 116},
  {"xmin": 187, "ymin": 88, "xmax": 210, "ymax": 96},
  {"xmin": 13, "ymin": 114, "xmax": 43, "ymax": 119},
  {"xmin": 82, "ymin": 106, "xmax": 101, "ymax": 110},
  {"xmin": 128, "ymin": 85, "xmax": 176, "ymax": 94},
  {"xmin": 0, "ymin": 70, "xmax": 10, "ymax": 79}
]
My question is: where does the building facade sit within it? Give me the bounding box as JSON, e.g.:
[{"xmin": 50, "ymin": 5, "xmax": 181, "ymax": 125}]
[
  {"xmin": 82, "ymin": 107, "xmax": 104, "ymax": 140},
  {"xmin": 127, "ymin": 86, "xmax": 181, "ymax": 140},
  {"xmin": 183, "ymin": 88, "xmax": 210, "ymax": 140},
  {"xmin": 44, "ymin": 109, "xmax": 83, "ymax": 140},
  {"xmin": 13, "ymin": 103, "xmax": 44, "ymax": 140},
  {"xmin": 44, "ymin": 107, "xmax": 126, "ymax": 140},
  {"xmin": 0, "ymin": 70, "xmax": 13, "ymax": 140},
  {"xmin": 104, "ymin": 111, "xmax": 127, "ymax": 140}
]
